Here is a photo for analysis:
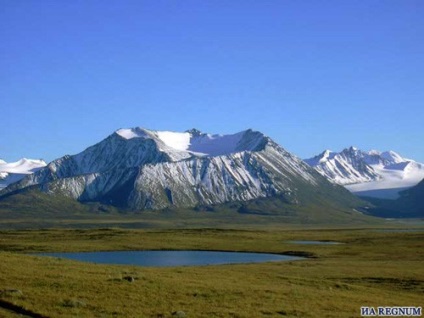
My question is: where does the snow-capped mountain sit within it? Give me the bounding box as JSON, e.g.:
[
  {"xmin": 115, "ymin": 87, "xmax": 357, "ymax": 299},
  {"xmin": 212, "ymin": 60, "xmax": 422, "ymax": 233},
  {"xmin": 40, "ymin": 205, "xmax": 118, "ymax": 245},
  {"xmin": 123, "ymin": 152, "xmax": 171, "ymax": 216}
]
[
  {"xmin": 0, "ymin": 158, "xmax": 46, "ymax": 190},
  {"xmin": 305, "ymin": 147, "xmax": 424, "ymax": 199},
  {"xmin": 305, "ymin": 147, "xmax": 379, "ymax": 185},
  {"xmin": 0, "ymin": 127, "xmax": 357, "ymax": 211}
]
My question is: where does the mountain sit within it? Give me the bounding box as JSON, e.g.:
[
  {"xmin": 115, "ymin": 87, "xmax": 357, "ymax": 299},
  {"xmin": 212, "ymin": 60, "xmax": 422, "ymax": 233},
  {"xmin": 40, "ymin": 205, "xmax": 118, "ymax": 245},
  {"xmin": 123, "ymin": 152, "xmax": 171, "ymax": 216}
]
[
  {"xmin": 305, "ymin": 147, "xmax": 424, "ymax": 199},
  {"xmin": 363, "ymin": 178, "xmax": 424, "ymax": 218},
  {"xmin": 0, "ymin": 128, "xmax": 361, "ymax": 212},
  {"xmin": 0, "ymin": 158, "xmax": 46, "ymax": 190},
  {"xmin": 395, "ymin": 178, "xmax": 424, "ymax": 216}
]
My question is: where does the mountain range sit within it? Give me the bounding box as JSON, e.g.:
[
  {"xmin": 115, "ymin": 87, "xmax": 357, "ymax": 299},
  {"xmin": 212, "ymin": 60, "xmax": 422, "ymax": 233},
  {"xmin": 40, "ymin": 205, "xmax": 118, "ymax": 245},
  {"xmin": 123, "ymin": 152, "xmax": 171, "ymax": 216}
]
[
  {"xmin": 1, "ymin": 128, "xmax": 423, "ymax": 219},
  {"xmin": 305, "ymin": 147, "xmax": 424, "ymax": 199},
  {"xmin": 0, "ymin": 127, "xmax": 360, "ymax": 213}
]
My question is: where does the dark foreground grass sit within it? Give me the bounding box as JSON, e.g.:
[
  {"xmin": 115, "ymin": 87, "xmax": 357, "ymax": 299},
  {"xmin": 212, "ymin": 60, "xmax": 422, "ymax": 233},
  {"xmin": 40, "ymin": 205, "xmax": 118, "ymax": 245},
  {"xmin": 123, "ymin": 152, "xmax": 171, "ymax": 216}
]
[{"xmin": 0, "ymin": 228, "xmax": 423, "ymax": 317}]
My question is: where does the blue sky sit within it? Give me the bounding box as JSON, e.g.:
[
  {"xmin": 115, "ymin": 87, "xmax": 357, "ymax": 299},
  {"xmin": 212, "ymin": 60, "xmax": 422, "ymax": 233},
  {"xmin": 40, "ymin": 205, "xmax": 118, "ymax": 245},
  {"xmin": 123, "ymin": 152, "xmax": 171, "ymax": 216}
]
[{"xmin": 1, "ymin": 0, "xmax": 423, "ymax": 163}]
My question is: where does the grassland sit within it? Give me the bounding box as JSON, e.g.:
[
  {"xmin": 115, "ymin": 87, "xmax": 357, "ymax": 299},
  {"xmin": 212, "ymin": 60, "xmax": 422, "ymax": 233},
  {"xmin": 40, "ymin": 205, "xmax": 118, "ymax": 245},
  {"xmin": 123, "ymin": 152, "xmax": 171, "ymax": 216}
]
[
  {"xmin": 0, "ymin": 227, "xmax": 423, "ymax": 317},
  {"xmin": 0, "ymin": 187, "xmax": 384, "ymax": 230}
]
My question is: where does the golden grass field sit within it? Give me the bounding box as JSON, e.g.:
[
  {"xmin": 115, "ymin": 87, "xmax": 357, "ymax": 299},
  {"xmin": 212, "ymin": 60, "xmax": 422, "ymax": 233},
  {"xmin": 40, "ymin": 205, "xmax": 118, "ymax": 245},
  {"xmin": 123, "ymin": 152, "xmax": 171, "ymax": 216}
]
[{"xmin": 0, "ymin": 227, "xmax": 423, "ymax": 317}]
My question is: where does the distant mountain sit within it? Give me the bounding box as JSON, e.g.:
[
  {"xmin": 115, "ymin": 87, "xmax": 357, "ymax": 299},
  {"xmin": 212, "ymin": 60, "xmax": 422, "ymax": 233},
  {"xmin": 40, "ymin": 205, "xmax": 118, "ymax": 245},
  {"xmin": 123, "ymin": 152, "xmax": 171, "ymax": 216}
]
[
  {"xmin": 363, "ymin": 178, "xmax": 424, "ymax": 218},
  {"xmin": 305, "ymin": 147, "xmax": 424, "ymax": 199},
  {"xmin": 395, "ymin": 178, "xmax": 424, "ymax": 216},
  {"xmin": 0, "ymin": 127, "xmax": 361, "ymax": 211},
  {"xmin": 0, "ymin": 158, "xmax": 46, "ymax": 190}
]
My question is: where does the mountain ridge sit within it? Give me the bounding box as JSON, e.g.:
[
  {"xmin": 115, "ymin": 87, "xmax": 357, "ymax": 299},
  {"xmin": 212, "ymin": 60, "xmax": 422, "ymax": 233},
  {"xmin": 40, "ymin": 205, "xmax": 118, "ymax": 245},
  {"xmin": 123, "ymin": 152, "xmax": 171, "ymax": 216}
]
[{"xmin": 0, "ymin": 127, "xmax": 361, "ymax": 212}]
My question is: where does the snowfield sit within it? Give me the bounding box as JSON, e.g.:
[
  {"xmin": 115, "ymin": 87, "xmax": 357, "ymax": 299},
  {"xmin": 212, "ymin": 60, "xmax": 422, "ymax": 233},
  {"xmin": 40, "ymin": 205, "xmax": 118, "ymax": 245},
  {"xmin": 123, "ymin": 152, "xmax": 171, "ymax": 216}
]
[
  {"xmin": 345, "ymin": 161, "xmax": 424, "ymax": 199},
  {"xmin": 115, "ymin": 127, "xmax": 263, "ymax": 157}
]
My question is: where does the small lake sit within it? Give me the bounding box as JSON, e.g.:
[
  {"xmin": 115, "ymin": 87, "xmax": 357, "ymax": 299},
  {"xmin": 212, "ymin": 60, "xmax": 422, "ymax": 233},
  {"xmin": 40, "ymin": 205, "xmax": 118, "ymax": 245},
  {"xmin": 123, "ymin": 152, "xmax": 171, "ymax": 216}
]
[
  {"xmin": 37, "ymin": 250, "xmax": 303, "ymax": 267},
  {"xmin": 374, "ymin": 229, "xmax": 424, "ymax": 233},
  {"xmin": 286, "ymin": 240, "xmax": 343, "ymax": 245}
]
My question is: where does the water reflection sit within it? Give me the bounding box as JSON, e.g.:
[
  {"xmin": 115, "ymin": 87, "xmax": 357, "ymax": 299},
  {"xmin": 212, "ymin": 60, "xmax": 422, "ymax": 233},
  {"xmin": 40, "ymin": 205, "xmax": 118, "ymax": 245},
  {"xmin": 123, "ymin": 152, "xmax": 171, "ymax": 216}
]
[{"xmin": 37, "ymin": 250, "xmax": 303, "ymax": 267}]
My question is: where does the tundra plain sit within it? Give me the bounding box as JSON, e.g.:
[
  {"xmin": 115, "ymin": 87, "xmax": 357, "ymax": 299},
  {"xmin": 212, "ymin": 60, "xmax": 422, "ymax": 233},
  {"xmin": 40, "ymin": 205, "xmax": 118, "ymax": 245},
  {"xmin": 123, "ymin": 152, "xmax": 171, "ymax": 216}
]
[{"xmin": 0, "ymin": 226, "xmax": 423, "ymax": 317}]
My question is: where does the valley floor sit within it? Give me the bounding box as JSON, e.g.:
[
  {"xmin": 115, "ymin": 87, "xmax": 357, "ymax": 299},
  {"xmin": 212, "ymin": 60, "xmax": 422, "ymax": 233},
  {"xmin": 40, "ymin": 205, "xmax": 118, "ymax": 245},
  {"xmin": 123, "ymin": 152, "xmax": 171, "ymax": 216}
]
[{"xmin": 0, "ymin": 227, "xmax": 423, "ymax": 317}]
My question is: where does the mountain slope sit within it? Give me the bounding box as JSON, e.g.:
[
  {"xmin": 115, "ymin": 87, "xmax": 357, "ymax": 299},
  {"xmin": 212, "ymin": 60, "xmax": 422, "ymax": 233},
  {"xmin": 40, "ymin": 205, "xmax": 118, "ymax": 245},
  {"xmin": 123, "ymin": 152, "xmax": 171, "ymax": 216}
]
[
  {"xmin": 305, "ymin": 148, "xmax": 424, "ymax": 199},
  {"xmin": 395, "ymin": 178, "xmax": 424, "ymax": 216},
  {"xmin": 363, "ymin": 178, "xmax": 424, "ymax": 218},
  {"xmin": 1, "ymin": 128, "xmax": 363, "ymax": 212}
]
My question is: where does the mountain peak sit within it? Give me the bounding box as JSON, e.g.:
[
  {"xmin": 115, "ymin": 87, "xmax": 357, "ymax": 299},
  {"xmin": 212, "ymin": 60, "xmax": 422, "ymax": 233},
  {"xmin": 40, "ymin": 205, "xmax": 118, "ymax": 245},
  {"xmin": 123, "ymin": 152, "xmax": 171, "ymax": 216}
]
[
  {"xmin": 321, "ymin": 149, "xmax": 335, "ymax": 160},
  {"xmin": 380, "ymin": 150, "xmax": 405, "ymax": 164},
  {"xmin": 345, "ymin": 146, "xmax": 359, "ymax": 153},
  {"xmin": 303, "ymin": 149, "xmax": 335, "ymax": 166},
  {"xmin": 115, "ymin": 127, "xmax": 151, "ymax": 140},
  {"xmin": 185, "ymin": 128, "xmax": 203, "ymax": 136}
]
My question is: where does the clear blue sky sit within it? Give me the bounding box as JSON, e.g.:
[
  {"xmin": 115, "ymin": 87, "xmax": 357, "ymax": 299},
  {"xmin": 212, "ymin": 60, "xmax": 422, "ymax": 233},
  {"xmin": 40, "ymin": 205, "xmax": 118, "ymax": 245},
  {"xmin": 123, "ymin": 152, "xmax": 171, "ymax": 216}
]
[{"xmin": 1, "ymin": 0, "xmax": 423, "ymax": 163}]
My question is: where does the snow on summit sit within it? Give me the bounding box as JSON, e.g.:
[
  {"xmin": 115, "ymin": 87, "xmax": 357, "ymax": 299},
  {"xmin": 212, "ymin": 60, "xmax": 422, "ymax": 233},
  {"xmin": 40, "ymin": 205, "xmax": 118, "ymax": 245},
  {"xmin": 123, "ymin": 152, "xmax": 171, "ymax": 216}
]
[
  {"xmin": 115, "ymin": 127, "xmax": 266, "ymax": 156},
  {"xmin": 187, "ymin": 130, "xmax": 260, "ymax": 156},
  {"xmin": 116, "ymin": 127, "xmax": 150, "ymax": 140}
]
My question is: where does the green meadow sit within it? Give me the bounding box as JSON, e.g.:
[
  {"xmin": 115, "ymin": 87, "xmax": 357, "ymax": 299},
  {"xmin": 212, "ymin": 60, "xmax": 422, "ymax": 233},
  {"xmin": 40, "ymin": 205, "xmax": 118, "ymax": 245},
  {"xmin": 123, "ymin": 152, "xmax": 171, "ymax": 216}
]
[{"xmin": 0, "ymin": 227, "xmax": 423, "ymax": 317}]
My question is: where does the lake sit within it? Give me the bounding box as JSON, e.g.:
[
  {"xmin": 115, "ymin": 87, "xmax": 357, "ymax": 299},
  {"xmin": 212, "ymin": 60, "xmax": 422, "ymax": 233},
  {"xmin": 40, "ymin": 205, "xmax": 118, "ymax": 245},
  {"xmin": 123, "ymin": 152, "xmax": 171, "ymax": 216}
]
[
  {"xmin": 375, "ymin": 229, "xmax": 424, "ymax": 233},
  {"xmin": 37, "ymin": 250, "xmax": 303, "ymax": 267},
  {"xmin": 286, "ymin": 240, "xmax": 343, "ymax": 245}
]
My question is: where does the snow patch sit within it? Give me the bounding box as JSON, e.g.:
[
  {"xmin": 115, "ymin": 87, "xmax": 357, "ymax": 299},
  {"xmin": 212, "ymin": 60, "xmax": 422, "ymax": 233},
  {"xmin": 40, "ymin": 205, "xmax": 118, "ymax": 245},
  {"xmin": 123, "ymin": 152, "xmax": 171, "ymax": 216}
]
[
  {"xmin": 116, "ymin": 128, "xmax": 149, "ymax": 140},
  {"xmin": 188, "ymin": 131, "xmax": 247, "ymax": 156},
  {"xmin": 156, "ymin": 131, "xmax": 191, "ymax": 151}
]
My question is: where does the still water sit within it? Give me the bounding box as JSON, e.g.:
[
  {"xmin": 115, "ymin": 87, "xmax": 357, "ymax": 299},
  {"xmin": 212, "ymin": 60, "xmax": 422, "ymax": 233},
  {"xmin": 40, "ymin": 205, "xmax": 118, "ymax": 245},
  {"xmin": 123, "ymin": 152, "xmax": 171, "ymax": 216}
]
[
  {"xmin": 375, "ymin": 229, "xmax": 424, "ymax": 233},
  {"xmin": 37, "ymin": 250, "xmax": 303, "ymax": 267},
  {"xmin": 286, "ymin": 240, "xmax": 343, "ymax": 245}
]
